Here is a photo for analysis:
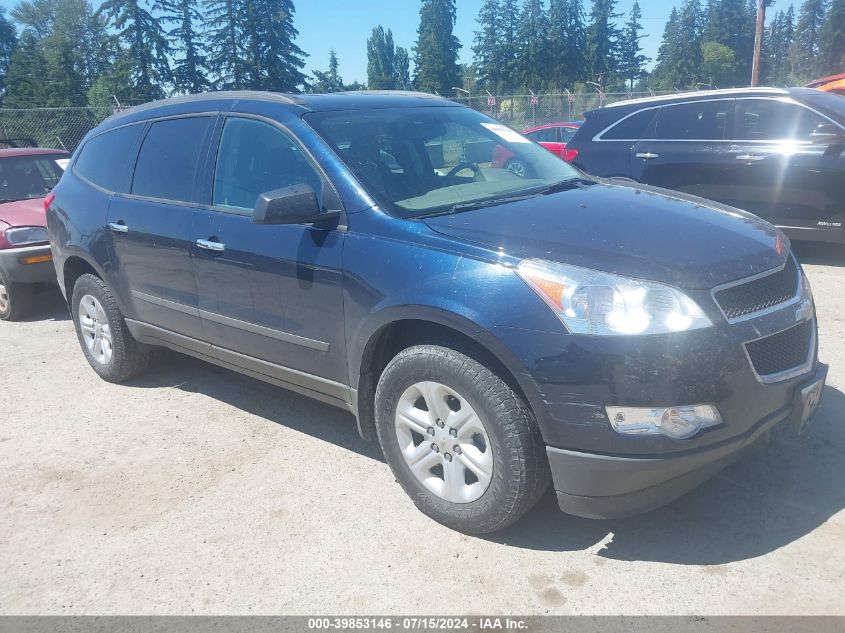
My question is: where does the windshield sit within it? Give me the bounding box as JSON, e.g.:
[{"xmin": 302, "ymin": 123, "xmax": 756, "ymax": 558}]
[
  {"xmin": 304, "ymin": 106, "xmax": 584, "ymax": 218},
  {"xmin": 0, "ymin": 154, "xmax": 65, "ymax": 203}
]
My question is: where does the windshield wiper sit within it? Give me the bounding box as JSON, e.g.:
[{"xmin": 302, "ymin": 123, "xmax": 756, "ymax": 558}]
[{"xmin": 535, "ymin": 177, "xmax": 595, "ymax": 195}]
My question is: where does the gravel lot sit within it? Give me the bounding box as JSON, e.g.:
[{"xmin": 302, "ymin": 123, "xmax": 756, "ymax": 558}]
[{"xmin": 1, "ymin": 242, "xmax": 843, "ymax": 616}]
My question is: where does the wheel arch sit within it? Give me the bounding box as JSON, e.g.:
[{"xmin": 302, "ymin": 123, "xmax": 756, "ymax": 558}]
[{"xmin": 352, "ymin": 309, "xmax": 538, "ymax": 442}]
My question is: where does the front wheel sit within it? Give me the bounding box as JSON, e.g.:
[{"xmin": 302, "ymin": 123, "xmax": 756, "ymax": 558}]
[{"xmin": 375, "ymin": 344, "xmax": 550, "ymax": 534}]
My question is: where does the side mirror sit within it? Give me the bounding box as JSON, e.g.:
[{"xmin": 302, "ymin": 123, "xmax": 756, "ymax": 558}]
[
  {"xmin": 252, "ymin": 184, "xmax": 337, "ymax": 225},
  {"xmin": 810, "ymin": 123, "xmax": 845, "ymax": 144}
]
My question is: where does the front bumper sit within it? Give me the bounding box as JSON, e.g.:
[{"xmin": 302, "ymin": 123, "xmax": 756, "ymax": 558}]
[
  {"xmin": 549, "ymin": 362, "xmax": 828, "ymax": 519},
  {"xmin": 0, "ymin": 244, "xmax": 56, "ymax": 284}
]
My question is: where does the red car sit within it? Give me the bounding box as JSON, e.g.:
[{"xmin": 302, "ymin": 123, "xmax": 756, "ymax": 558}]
[
  {"xmin": 0, "ymin": 147, "xmax": 68, "ymax": 320},
  {"xmin": 492, "ymin": 123, "xmax": 580, "ymax": 176}
]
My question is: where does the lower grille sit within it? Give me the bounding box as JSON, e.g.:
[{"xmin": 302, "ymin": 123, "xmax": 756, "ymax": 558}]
[{"xmin": 745, "ymin": 320, "xmax": 813, "ymax": 378}]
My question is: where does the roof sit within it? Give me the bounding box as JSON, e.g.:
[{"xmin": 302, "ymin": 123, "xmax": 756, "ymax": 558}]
[
  {"xmin": 806, "ymin": 73, "xmax": 845, "ymax": 88},
  {"xmin": 604, "ymin": 87, "xmax": 789, "ymax": 108},
  {"xmin": 103, "ymin": 90, "xmax": 461, "ymax": 129},
  {"xmin": 0, "ymin": 147, "xmax": 68, "ymax": 158}
]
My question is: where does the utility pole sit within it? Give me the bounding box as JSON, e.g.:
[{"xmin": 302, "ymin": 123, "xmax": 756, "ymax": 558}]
[{"xmin": 751, "ymin": 0, "xmax": 770, "ymax": 86}]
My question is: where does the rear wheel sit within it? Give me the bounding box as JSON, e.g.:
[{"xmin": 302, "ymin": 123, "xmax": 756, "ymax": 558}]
[
  {"xmin": 375, "ymin": 344, "xmax": 550, "ymax": 534},
  {"xmin": 71, "ymin": 273, "xmax": 151, "ymax": 382},
  {"xmin": 0, "ymin": 272, "xmax": 35, "ymax": 321}
]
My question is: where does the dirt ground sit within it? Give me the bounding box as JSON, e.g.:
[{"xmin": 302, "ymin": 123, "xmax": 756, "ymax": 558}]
[{"xmin": 1, "ymin": 242, "xmax": 843, "ymax": 615}]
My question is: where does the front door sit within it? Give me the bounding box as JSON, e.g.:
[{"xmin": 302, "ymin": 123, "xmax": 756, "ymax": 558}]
[
  {"xmin": 730, "ymin": 97, "xmax": 845, "ymax": 240},
  {"xmin": 107, "ymin": 116, "xmax": 213, "ymax": 336},
  {"xmin": 192, "ymin": 115, "xmax": 348, "ymax": 390},
  {"xmin": 631, "ymin": 99, "xmax": 736, "ymax": 204}
]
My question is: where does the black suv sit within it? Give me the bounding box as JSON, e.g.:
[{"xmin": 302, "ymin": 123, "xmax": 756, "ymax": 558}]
[{"xmin": 567, "ymin": 88, "xmax": 845, "ymax": 244}]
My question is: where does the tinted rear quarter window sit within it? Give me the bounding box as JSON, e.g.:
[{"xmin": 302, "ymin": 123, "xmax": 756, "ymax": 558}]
[
  {"xmin": 131, "ymin": 116, "xmax": 210, "ymax": 202},
  {"xmin": 655, "ymin": 100, "xmax": 732, "ymax": 140},
  {"xmin": 601, "ymin": 108, "xmax": 657, "ymax": 140},
  {"xmin": 74, "ymin": 124, "xmax": 143, "ymax": 192}
]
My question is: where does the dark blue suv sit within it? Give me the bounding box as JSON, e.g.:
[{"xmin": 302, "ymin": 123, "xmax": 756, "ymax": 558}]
[{"xmin": 47, "ymin": 91, "xmax": 826, "ymax": 533}]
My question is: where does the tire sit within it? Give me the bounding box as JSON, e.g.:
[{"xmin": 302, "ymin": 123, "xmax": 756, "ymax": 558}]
[
  {"xmin": 0, "ymin": 272, "xmax": 35, "ymax": 321},
  {"xmin": 504, "ymin": 159, "xmax": 528, "ymax": 178},
  {"xmin": 375, "ymin": 344, "xmax": 550, "ymax": 534},
  {"xmin": 70, "ymin": 273, "xmax": 151, "ymax": 382}
]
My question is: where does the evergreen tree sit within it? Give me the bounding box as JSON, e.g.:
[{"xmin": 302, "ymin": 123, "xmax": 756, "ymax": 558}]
[
  {"xmin": 763, "ymin": 7, "xmax": 794, "ymax": 85},
  {"xmin": 0, "ymin": 8, "xmax": 18, "ymax": 101},
  {"xmin": 702, "ymin": 0, "xmax": 755, "ymax": 85},
  {"xmin": 204, "ymin": 0, "xmax": 246, "ymax": 89},
  {"xmin": 791, "ymin": 0, "xmax": 828, "ymax": 80},
  {"xmin": 819, "ymin": 0, "xmax": 845, "ymax": 74},
  {"xmin": 162, "ymin": 0, "xmax": 209, "ymax": 94},
  {"xmin": 249, "ymin": 0, "xmax": 308, "ymax": 92},
  {"xmin": 311, "ymin": 49, "xmax": 345, "ymax": 93},
  {"xmin": 367, "ymin": 25, "xmax": 397, "ymax": 89},
  {"xmin": 586, "ymin": 0, "xmax": 622, "ymax": 83},
  {"xmin": 619, "ymin": 1, "xmax": 649, "ymax": 90},
  {"xmin": 4, "ymin": 32, "xmax": 48, "ymax": 107},
  {"xmin": 515, "ymin": 0, "xmax": 548, "ymax": 91},
  {"xmin": 394, "ymin": 46, "xmax": 411, "ymax": 90},
  {"xmin": 652, "ymin": 0, "xmax": 703, "ymax": 89},
  {"xmin": 497, "ymin": 0, "xmax": 521, "ymax": 91},
  {"xmin": 547, "ymin": 0, "xmax": 587, "ymax": 89},
  {"xmin": 413, "ymin": 0, "xmax": 461, "ymax": 94},
  {"xmin": 472, "ymin": 0, "xmax": 500, "ymax": 92},
  {"xmin": 97, "ymin": 0, "xmax": 172, "ymax": 100}
]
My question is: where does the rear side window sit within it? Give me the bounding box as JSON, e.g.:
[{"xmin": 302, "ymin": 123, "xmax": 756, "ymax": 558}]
[
  {"xmin": 735, "ymin": 99, "xmax": 834, "ymax": 141},
  {"xmin": 212, "ymin": 117, "xmax": 322, "ymax": 211},
  {"xmin": 131, "ymin": 117, "xmax": 210, "ymax": 202},
  {"xmin": 74, "ymin": 124, "xmax": 143, "ymax": 192},
  {"xmin": 655, "ymin": 100, "xmax": 732, "ymax": 140},
  {"xmin": 560, "ymin": 127, "xmax": 578, "ymax": 143},
  {"xmin": 601, "ymin": 109, "xmax": 657, "ymax": 140}
]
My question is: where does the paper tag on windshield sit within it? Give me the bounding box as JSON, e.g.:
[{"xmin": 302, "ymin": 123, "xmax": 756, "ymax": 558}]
[{"xmin": 481, "ymin": 123, "xmax": 530, "ymax": 144}]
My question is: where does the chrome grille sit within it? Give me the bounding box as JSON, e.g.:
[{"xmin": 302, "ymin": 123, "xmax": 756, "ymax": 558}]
[
  {"xmin": 714, "ymin": 257, "xmax": 799, "ymax": 321},
  {"xmin": 745, "ymin": 320, "xmax": 813, "ymax": 378}
]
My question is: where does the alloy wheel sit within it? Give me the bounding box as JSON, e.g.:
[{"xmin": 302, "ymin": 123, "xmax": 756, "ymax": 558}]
[
  {"xmin": 0, "ymin": 280, "xmax": 8, "ymax": 314},
  {"xmin": 79, "ymin": 294, "xmax": 113, "ymax": 365}
]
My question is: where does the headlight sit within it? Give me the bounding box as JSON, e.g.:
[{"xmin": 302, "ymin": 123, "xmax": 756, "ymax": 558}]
[
  {"xmin": 4, "ymin": 226, "xmax": 48, "ymax": 246},
  {"xmin": 516, "ymin": 259, "xmax": 711, "ymax": 335}
]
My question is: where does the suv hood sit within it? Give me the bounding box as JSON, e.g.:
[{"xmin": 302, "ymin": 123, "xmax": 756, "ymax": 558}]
[
  {"xmin": 424, "ymin": 181, "xmax": 787, "ymax": 289},
  {"xmin": 0, "ymin": 197, "xmax": 47, "ymax": 228}
]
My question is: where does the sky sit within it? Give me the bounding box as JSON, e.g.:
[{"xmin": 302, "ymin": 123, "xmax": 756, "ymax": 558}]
[{"xmin": 0, "ymin": 0, "xmax": 799, "ymax": 89}]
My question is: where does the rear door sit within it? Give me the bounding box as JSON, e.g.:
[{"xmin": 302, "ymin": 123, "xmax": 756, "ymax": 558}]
[
  {"xmin": 191, "ymin": 114, "xmax": 349, "ymax": 389},
  {"xmin": 107, "ymin": 115, "xmax": 213, "ymax": 337},
  {"xmin": 730, "ymin": 97, "xmax": 845, "ymax": 239},
  {"xmin": 631, "ymin": 99, "xmax": 735, "ymax": 202},
  {"xmin": 569, "ymin": 107, "xmax": 658, "ymax": 177}
]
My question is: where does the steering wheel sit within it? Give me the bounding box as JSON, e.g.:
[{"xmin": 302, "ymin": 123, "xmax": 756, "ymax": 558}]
[{"xmin": 445, "ymin": 162, "xmax": 480, "ymax": 179}]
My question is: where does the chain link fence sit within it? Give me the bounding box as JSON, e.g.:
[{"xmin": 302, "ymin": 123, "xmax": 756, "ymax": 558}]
[{"xmin": 0, "ymin": 92, "xmax": 674, "ymax": 152}]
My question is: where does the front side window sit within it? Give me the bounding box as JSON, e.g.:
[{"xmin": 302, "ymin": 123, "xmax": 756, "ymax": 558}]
[
  {"xmin": 213, "ymin": 117, "xmax": 323, "ymax": 211},
  {"xmin": 655, "ymin": 100, "xmax": 732, "ymax": 141},
  {"xmin": 735, "ymin": 99, "xmax": 834, "ymax": 141},
  {"xmin": 305, "ymin": 106, "xmax": 581, "ymax": 218},
  {"xmin": 75, "ymin": 124, "xmax": 144, "ymax": 192},
  {"xmin": 131, "ymin": 117, "xmax": 210, "ymax": 202},
  {"xmin": 0, "ymin": 154, "xmax": 65, "ymax": 202}
]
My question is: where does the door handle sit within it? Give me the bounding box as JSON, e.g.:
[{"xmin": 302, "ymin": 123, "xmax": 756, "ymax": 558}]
[
  {"xmin": 108, "ymin": 222, "xmax": 128, "ymax": 234},
  {"xmin": 196, "ymin": 238, "xmax": 225, "ymax": 252},
  {"xmin": 736, "ymin": 154, "xmax": 764, "ymax": 161},
  {"xmin": 635, "ymin": 152, "xmax": 659, "ymax": 160}
]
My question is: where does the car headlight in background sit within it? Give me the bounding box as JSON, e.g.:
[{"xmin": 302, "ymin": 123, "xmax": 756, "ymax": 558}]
[
  {"xmin": 4, "ymin": 226, "xmax": 49, "ymax": 246},
  {"xmin": 516, "ymin": 258, "xmax": 711, "ymax": 335}
]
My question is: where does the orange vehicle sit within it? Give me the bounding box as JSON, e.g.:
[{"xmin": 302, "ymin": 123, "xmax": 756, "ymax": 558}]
[{"xmin": 806, "ymin": 73, "xmax": 845, "ymax": 96}]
